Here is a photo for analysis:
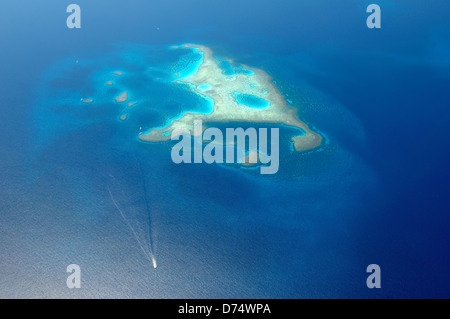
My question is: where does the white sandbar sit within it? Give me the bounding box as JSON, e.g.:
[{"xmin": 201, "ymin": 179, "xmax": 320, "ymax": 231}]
[
  {"xmin": 82, "ymin": 98, "xmax": 94, "ymax": 104},
  {"xmin": 139, "ymin": 44, "xmax": 322, "ymax": 151},
  {"xmin": 115, "ymin": 92, "xmax": 128, "ymax": 103}
]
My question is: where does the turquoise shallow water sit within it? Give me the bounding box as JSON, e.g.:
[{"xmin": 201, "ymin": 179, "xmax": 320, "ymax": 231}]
[
  {"xmin": 218, "ymin": 60, "xmax": 254, "ymax": 76},
  {"xmin": 233, "ymin": 92, "xmax": 270, "ymax": 108}
]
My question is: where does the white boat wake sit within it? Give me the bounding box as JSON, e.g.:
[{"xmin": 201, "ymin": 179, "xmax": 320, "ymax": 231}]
[{"xmin": 107, "ymin": 176, "xmax": 157, "ymax": 268}]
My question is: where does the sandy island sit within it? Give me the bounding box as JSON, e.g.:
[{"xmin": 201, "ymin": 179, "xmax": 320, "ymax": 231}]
[
  {"xmin": 139, "ymin": 44, "xmax": 322, "ymax": 151},
  {"xmin": 82, "ymin": 98, "xmax": 94, "ymax": 104},
  {"xmin": 115, "ymin": 92, "xmax": 128, "ymax": 103}
]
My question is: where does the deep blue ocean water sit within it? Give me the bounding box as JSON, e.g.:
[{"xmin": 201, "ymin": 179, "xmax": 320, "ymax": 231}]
[{"xmin": 0, "ymin": 0, "xmax": 449, "ymax": 298}]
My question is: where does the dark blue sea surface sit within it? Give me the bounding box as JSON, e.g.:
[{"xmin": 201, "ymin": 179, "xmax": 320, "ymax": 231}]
[{"xmin": 0, "ymin": 0, "xmax": 449, "ymax": 298}]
